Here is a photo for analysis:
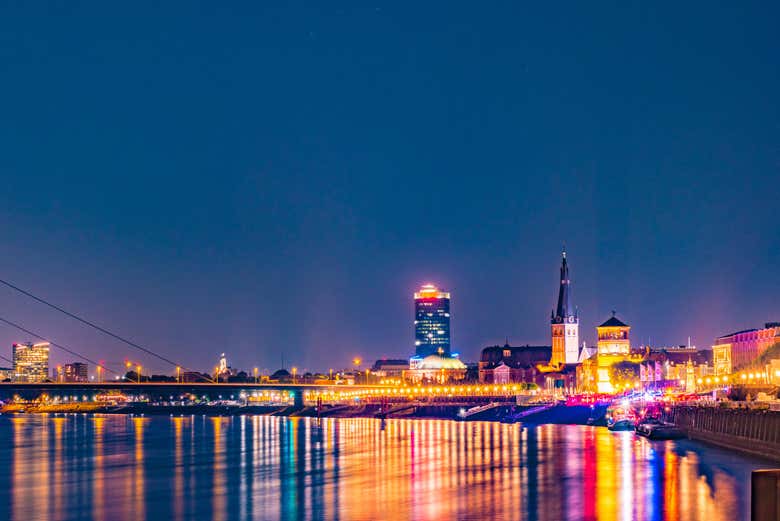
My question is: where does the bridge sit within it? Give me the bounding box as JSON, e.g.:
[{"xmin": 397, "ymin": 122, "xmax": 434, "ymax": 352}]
[
  {"xmin": 0, "ymin": 382, "xmax": 393, "ymax": 408},
  {"xmin": 0, "ymin": 382, "xmax": 526, "ymax": 409}
]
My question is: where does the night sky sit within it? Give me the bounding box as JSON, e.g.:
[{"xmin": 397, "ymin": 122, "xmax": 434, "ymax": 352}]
[{"xmin": 1, "ymin": 3, "xmax": 778, "ymax": 375}]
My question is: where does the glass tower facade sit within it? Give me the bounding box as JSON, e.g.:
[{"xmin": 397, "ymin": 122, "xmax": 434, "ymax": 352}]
[
  {"xmin": 414, "ymin": 284, "xmax": 451, "ymax": 358},
  {"xmin": 12, "ymin": 342, "xmax": 50, "ymax": 383}
]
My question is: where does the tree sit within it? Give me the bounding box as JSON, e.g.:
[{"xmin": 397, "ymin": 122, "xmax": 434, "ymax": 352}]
[
  {"xmin": 755, "ymin": 341, "xmax": 780, "ymax": 367},
  {"xmin": 609, "ymin": 361, "xmax": 640, "ymax": 390}
]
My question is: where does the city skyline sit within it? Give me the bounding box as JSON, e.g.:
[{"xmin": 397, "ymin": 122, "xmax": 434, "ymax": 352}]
[
  {"xmin": 1, "ymin": 247, "xmax": 777, "ymax": 376},
  {"xmin": 1, "ymin": 5, "xmax": 778, "ymax": 520},
  {"xmin": 1, "ymin": 3, "xmax": 778, "ymax": 372}
]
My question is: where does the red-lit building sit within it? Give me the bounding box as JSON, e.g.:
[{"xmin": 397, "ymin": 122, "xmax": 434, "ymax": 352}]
[{"xmin": 713, "ymin": 322, "xmax": 780, "ymax": 372}]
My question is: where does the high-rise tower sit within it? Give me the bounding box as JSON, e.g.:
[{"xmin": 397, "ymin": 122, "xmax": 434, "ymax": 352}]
[
  {"xmin": 12, "ymin": 341, "xmax": 50, "ymax": 383},
  {"xmin": 550, "ymin": 250, "xmax": 579, "ymax": 366},
  {"xmin": 414, "ymin": 284, "xmax": 451, "ymax": 358}
]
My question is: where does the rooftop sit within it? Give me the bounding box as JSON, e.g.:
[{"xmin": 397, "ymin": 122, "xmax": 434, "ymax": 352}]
[
  {"xmin": 599, "ymin": 315, "xmax": 629, "ymax": 328},
  {"xmin": 415, "ymin": 355, "xmax": 466, "ymax": 370},
  {"xmin": 480, "ymin": 344, "xmax": 552, "ymax": 368}
]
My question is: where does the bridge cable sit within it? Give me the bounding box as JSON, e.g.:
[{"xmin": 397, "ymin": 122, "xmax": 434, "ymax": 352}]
[
  {"xmin": 0, "ymin": 315, "xmax": 117, "ymax": 375},
  {"xmin": 0, "ymin": 277, "xmax": 211, "ymax": 381}
]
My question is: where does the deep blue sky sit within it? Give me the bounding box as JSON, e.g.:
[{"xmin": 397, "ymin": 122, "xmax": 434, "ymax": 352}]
[{"xmin": 1, "ymin": 3, "xmax": 778, "ymax": 375}]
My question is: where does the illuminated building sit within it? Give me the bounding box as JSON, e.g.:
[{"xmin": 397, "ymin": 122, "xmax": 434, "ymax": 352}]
[
  {"xmin": 218, "ymin": 353, "xmax": 229, "ymax": 375},
  {"xmin": 595, "ymin": 314, "xmax": 631, "ymax": 393},
  {"xmin": 577, "ymin": 355, "xmax": 598, "ymax": 392},
  {"xmin": 404, "ymin": 354, "xmax": 466, "ymax": 384},
  {"xmin": 712, "ymin": 322, "xmax": 780, "ymax": 372},
  {"xmin": 479, "ymin": 344, "xmax": 552, "ymax": 384},
  {"xmin": 0, "ymin": 367, "xmax": 12, "ymax": 382},
  {"xmin": 370, "ymin": 359, "xmax": 409, "ymax": 378},
  {"xmin": 550, "ymin": 250, "xmax": 579, "ymax": 366},
  {"xmin": 61, "ymin": 362, "xmax": 89, "ymax": 382},
  {"xmin": 12, "ymin": 342, "xmax": 50, "ymax": 383},
  {"xmin": 768, "ymin": 360, "xmax": 780, "ymax": 385},
  {"xmin": 638, "ymin": 347, "xmax": 712, "ymax": 390},
  {"xmin": 712, "ymin": 343, "xmax": 731, "ymax": 376},
  {"xmin": 414, "ymin": 284, "xmax": 451, "ymax": 358}
]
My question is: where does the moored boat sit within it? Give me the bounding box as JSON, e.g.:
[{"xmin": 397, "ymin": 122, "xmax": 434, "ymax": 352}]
[
  {"xmin": 635, "ymin": 417, "xmax": 663, "ymax": 437},
  {"xmin": 607, "ymin": 418, "xmax": 635, "ymax": 431},
  {"xmin": 636, "ymin": 416, "xmax": 685, "ymax": 439},
  {"xmin": 646, "ymin": 423, "xmax": 685, "ymax": 440}
]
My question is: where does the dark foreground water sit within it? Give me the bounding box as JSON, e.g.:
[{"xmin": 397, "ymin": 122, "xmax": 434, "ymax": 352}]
[{"xmin": 0, "ymin": 414, "xmax": 771, "ymax": 520}]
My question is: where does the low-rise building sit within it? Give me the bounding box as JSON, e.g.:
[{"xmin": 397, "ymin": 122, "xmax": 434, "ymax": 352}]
[
  {"xmin": 404, "ymin": 355, "xmax": 466, "ymax": 384},
  {"xmin": 60, "ymin": 362, "xmax": 89, "ymax": 382},
  {"xmin": 478, "ymin": 344, "xmax": 552, "ymax": 384},
  {"xmin": 639, "ymin": 347, "xmax": 713, "ymax": 391},
  {"xmin": 370, "ymin": 359, "xmax": 409, "ymax": 378},
  {"xmin": 712, "ymin": 322, "xmax": 780, "ymax": 372},
  {"xmin": 712, "ymin": 343, "xmax": 732, "ymax": 376}
]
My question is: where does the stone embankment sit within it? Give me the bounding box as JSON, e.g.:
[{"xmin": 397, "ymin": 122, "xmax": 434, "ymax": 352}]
[{"xmin": 669, "ymin": 405, "xmax": 780, "ymax": 462}]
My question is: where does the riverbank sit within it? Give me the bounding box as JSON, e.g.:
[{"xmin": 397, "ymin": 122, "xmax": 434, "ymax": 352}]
[
  {"xmin": 1, "ymin": 402, "xmax": 607, "ymax": 425},
  {"xmin": 668, "ymin": 405, "xmax": 780, "ymax": 462}
]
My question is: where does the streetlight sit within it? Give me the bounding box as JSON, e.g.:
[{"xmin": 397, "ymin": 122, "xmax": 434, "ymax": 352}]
[
  {"xmin": 136, "ymin": 365, "xmax": 142, "ymax": 383},
  {"xmin": 253, "ymin": 367, "xmax": 259, "ymax": 383},
  {"xmin": 291, "ymin": 367, "xmax": 298, "ymax": 384},
  {"xmin": 176, "ymin": 366, "xmax": 181, "ymax": 383}
]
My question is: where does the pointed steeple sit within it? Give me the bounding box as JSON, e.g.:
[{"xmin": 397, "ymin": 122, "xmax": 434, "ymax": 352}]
[{"xmin": 552, "ymin": 249, "xmax": 573, "ymax": 323}]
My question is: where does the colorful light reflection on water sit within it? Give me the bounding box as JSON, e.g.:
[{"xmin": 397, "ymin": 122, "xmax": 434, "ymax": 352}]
[{"xmin": 0, "ymin": 415, "xmax": 769, "ymax": 520}]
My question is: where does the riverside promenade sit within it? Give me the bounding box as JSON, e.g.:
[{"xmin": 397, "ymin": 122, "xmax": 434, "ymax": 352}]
[{"xmin": 668, "ymin": 404, "xmax": 780, "ymax": 461}]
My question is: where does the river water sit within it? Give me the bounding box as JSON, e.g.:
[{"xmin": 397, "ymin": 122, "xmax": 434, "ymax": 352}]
[{"xmin": 0, "ymin": 414, "xmax": 770, "ymax": 520}]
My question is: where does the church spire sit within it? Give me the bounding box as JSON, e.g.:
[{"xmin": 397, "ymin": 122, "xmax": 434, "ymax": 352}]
[
  {"xmin": 553, "ymin": 249, "xmax": 572, "ymax": 323},
  {"xmin": 550, "ymin": 248, "xmax": 580, "ymax": 366}
]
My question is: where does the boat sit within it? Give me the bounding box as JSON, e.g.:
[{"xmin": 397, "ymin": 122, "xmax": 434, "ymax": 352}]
[
  {"xmin": 636, "ymin": 419, "xmax": 685, "ymax": 440},
  {"xmin": 586, "ymin": 416, "xmax": 607, "ymax": 427},
  {"xmin": 607, "ymin": 418, "xmax": 635, "ymax": 431},
  {"xmin": 635, "ymin": 417, "xmax": 663, "ymax": 437},
  {"xmin": 646, "ymin": 424, "xmax": 685, "ymax": 440}
]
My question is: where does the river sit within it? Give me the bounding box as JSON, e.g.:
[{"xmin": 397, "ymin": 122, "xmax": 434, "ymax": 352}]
[{"xmin": 0, "ymin": 414, "xmax": 770, "ymax": 520}]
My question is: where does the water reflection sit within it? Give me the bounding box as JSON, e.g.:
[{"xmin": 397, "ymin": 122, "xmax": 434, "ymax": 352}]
[{"xmin": 0, "ymin": 415, "xmax": 769, "ymax": 520}]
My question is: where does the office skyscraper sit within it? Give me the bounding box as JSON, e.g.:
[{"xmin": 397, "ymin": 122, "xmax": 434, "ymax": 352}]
[
  {"xmin": 414, "ymin": 284, "xmax": 451, "ymax": 358},
  {"xmin": 13, "ymin": 342, "xmax": 50, "ymax": 383}
]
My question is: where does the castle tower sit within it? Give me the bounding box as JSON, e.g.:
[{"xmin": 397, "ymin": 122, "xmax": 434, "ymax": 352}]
[
  {"xmin": 596, "ymin": 313, "xmax": 631, "ymax": 393},
  {"xmin": 550, "ymin": 250, "xmax": 579, "ymax": 366}
]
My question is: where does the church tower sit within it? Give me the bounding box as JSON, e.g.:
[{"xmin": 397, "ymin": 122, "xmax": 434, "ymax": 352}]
[{"xmin": 550, "ymin": 250, "xmax": 579, "ymax": 366}]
